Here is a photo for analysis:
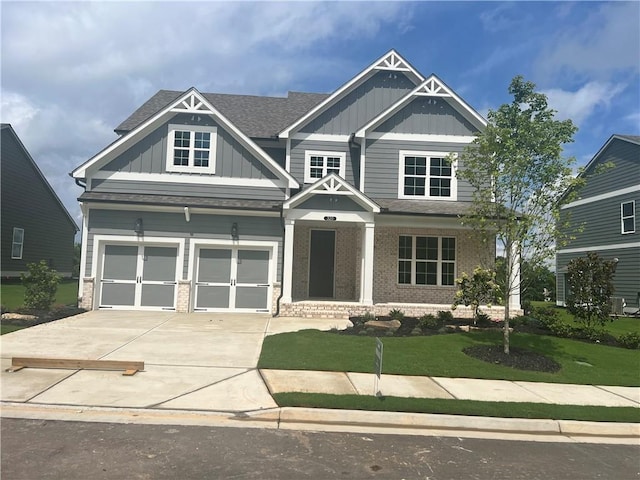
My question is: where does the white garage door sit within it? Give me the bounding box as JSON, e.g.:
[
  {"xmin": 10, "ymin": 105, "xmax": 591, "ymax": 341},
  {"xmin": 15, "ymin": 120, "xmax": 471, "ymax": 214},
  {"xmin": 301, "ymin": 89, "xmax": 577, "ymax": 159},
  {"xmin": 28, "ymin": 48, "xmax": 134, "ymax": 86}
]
[
  {"xmin": 99, "ymin": 244, "xmax": 178, "ymax": 310},
  {"xmin": 194, "ymin": 247, "xmax": 271, "ymax": 312}
]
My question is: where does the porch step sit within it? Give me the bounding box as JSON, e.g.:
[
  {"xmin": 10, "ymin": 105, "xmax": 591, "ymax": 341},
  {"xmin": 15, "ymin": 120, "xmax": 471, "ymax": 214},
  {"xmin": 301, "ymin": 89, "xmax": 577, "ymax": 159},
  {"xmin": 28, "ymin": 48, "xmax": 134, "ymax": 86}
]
[{"xmin": 278, "ymin": 302, "xmax": 370, "ymax": 319}]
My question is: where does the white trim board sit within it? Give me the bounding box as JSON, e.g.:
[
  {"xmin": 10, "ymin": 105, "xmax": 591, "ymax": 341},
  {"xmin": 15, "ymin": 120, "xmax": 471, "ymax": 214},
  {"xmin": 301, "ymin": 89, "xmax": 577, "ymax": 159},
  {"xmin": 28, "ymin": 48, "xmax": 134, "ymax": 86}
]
[
  {"xmin": 366, "ymin": 133, "xmax": 476, "ymax": 143},
  {"xmin": 90, "ymin": 171, "xmax": 288, "ymax": 189},
  {"xmin": 561, "ymin": 184, "xmax": 640, "ymax": 209},
  {"xmin": 84, "ymin": 203, "xmax": 281, "ymax": 217},
  {"xmin": 557, "ymin": 242, "xmax": 640, "ymax": 254}
]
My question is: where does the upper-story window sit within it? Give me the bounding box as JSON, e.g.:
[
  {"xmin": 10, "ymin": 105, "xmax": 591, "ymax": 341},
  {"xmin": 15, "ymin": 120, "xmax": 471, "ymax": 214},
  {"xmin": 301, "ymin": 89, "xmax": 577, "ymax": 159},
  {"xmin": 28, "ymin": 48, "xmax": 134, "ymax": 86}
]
[
  {"xmin": 621, "ymin": 201, "xmax": 635, "ymax": 234},
  {"xmin": 398, "ymin": 150, "xmax": 457, "ymax": 200},
  {"xmin": 11, "ymin": 227, "xmax": 24, "ymax": 259},
  {"xmin": 166, "ymin": 124, "xmax": 217, "ymax": 174},
  {"xmin": 304, "ymin": 151, "xmax": 346, "ymax": 183}
]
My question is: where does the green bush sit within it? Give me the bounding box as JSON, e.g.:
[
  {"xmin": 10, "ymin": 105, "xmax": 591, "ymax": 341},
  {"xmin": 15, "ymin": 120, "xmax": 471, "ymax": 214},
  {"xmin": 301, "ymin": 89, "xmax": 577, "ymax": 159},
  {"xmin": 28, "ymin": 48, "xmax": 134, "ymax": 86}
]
[
  {"xmin": 531, "ymin": 306, "xmax": 560, "ymax": 330},
  {"xmin": 388, "ymin": 308, "xmax": 405, "ymax": 321},
  {"xmin": 418, "ymin": 313, "xmax": 441, "ymax": 330},
  {"xmin": 437, "ymin": 310, "xmax": 454, "ymax": 324},
  {"xmin": 21, "ymin": 260, "xmax": 60, "ymax": 310},
  {"xmin": 618, "ymin": 331, "xmax": 640, "ymax": 350},
  {"xmin": 361, "ymin": 311, "xmax": 376, "ymax": 322}
]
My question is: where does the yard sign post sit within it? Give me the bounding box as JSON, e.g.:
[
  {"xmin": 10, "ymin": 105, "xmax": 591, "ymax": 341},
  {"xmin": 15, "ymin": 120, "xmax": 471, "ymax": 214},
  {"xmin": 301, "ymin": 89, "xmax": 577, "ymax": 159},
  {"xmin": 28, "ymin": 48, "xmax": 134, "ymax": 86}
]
[{"xmin": 374, "ymin": 338, "xmax": 383, "ymax": 396}]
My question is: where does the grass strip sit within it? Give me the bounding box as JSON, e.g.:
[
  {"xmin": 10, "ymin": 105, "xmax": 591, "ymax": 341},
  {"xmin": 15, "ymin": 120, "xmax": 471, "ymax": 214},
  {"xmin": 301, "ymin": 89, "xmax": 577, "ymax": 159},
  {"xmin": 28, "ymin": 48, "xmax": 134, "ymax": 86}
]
[
  {"xmin": 1, "ymin": 325, "xmax": 26, "ymax": 335},
  {"xmin": 0, "ymin": 279, "xmax": 79, "ymax": 310},
  {"xmin": 274, "ymin": 392, "xmax": 640, "ymax": 423}
]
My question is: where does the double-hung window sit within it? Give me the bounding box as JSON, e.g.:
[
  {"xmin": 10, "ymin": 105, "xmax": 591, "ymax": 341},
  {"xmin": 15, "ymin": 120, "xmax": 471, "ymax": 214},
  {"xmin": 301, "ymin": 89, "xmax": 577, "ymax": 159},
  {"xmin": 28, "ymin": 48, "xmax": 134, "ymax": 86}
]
[
  {"xmin": 304, "ymin": 151, "xmax": 346, "ymax": 183},
  {"xmin": 166, "ymin": 124, "xmax": 217, "ymax": 174},
  {"xmin": 621, "ymin": 201, "xmax": 635, "ymax": 234},
  {"xmin": 11, "ymin": 227, "xmax": 24, "ymax": 259},
  {"xmin": 398, "ymin": 235, "xmax": 456, "ymax": 286},
  {"xmin": 399, "ymin": 151, "xmax": 457, "ymax": 200}
]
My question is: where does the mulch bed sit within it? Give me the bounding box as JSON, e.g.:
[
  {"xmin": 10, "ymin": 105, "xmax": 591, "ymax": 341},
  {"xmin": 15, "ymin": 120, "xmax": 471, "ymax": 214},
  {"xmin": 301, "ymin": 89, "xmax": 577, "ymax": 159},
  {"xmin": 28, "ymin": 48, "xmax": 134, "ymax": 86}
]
[
  {"xmin": 0, "ymin": 306, "xmax": 86, "ymax": 327},
  {"xmin": 463, "ymin": 344, "xmax": 561, "ymax": 373}
]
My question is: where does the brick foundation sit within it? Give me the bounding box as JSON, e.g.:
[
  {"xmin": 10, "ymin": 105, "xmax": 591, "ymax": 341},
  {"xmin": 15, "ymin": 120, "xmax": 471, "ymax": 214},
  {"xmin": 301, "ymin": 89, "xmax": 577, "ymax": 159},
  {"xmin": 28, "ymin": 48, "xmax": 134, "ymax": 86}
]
[
  {"xmin": 176, "ymin": 280, "xmax": 191, "ymax": 313},
  {"xmin": 79, "ymin": 277, "xmax": 94, "ymax": 310}
]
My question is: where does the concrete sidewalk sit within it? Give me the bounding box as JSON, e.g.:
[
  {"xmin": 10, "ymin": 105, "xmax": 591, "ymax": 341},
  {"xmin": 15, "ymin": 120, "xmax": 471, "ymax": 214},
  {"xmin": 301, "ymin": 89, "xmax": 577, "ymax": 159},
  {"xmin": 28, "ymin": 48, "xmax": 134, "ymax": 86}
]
[{"xmin": 261, "ymin": 370, "xmax": 640, "ymax": 408}]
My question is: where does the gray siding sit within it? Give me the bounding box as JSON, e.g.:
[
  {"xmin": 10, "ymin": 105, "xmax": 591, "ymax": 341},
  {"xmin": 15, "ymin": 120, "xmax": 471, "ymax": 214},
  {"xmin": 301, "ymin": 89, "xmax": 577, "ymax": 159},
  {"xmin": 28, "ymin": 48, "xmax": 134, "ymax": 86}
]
[
  {"xmin": 556, "ymin": 247, "xmax": 640, "ymax": 309},
  {"xmin": 289, "ymin": 139, "xmax": 360, "ymax": 188},
  {"xmin": 375, "ymin": 97, "xmax": 477, "ymax": 136},
  {"xmin": 100, "ymin": 114, "xmax": 278, "ymax": 180},
  {"xmin": 1, "ymin": 127, "xmax": 77, "ymax": 277},
  {"xmin": 560, "ymin": 192, "xmax": 640, "ymax": 250},
  {"xmin": 364, "ymin": 139, "xmax": 474, "ymax": 200},
  {"xmin": 90, "ymin": 179, "xmax": 286, "ymax": 201},
  {"xmin": 85, "ymin": 209, "xmax": 283, "ymax": 280},
  {"xmin": 300, "ymin": 71, "xmax": 416, "ymax": 135},
  {"xmin": 297, "ymin": 195, "xmax": 366, "ymax": 212},
  {"xmin": 576, "ymin": 139, "xmax": 639, "ymax": 199}
]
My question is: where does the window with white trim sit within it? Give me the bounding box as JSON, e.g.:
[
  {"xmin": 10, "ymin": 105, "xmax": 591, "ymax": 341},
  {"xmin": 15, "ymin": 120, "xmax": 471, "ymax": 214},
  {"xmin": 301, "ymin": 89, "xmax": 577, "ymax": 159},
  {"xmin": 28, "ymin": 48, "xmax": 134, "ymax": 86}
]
[
  {"xmin": 304, "ymin": 151, "xmax": 346, "ymax": 183},
  {"xmin": 398, "ymin": 151, "xmax": 457, "ymax": 200},
  {"xmin": 398, "ymin": 235, "xmax": 456, "ymax": 286},
  {"xmin": 11, "ymin": 228, "xmax": 24, "ymax": 259},
  {"xmin": 621, "ymin": 201, "xmax": 635, "ymax": 234},
  {"xmin": 166, "ymin": 124, "xmax": 217, "ymax": 174}
]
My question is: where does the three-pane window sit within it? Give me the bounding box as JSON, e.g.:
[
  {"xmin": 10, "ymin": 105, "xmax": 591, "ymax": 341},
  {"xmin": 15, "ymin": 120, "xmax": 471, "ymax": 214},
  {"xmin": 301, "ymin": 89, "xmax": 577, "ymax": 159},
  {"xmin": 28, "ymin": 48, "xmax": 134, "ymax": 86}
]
[
  {"xmin": 621, "ymin": 201, "xmax": 635, "ymax": 234},
  {"xmin": 398, "ymin": 235, "xmax": 456, "ymax": 286}
]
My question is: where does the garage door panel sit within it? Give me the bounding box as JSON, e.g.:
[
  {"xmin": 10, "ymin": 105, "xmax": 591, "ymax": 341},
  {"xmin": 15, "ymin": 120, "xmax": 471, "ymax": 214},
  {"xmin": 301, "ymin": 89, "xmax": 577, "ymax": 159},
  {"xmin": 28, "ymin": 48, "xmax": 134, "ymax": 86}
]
[
  {"xmin": 196, "ymin": 286, "xmax": 231, "ymax": 309},
  {"xmin": 237, "ymin": 250, "xmax": 269, "ymax": 284},
  {"xmin": 235, "ymin": 286, "xmax": 269, "ymax": 309},
  {"xmin": 141, "ymin": 284, "xmax": 175, "ymax": 308},
  {"xmin": 198, "ymin": 249, "xmax": 232, "ymax": 283},
  {"xmin": 101, "ymin": 283, "xmax": 136, "ymax": 306},
  {"xmin": 142, "ymin": 247, "xmax": 178, "ymax": 281},
  {"xmin": 103, "ymin": 245, "xmax": 137, "ymax": 280}
]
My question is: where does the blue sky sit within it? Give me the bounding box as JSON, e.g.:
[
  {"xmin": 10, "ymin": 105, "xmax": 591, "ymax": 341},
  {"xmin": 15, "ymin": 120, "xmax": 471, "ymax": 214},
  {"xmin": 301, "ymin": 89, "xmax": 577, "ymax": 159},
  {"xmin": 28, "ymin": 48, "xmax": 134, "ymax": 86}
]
[{"xmin": 1, "ymin": 1, "xmax": 638, "ymax": 226}]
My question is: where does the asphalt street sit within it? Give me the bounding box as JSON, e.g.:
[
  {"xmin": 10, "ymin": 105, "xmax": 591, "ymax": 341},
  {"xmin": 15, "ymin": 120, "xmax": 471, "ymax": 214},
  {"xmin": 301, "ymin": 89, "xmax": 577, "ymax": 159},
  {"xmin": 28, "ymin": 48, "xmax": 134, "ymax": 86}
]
[{"xmin": 2, "ymin": 418, "xmax": 638, "ymax": 480}]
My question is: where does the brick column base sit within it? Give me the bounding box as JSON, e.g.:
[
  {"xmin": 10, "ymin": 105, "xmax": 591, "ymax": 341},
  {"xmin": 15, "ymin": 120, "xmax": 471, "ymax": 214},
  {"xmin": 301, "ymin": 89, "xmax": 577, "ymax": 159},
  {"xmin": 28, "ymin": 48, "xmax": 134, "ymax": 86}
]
[
  {"xmin": 176, "ymin": 280, "xmax": 191, "ymax": 313},
  {"xmin": 79, "ymin": 277, "xmax": 95, "ymax": 310}
]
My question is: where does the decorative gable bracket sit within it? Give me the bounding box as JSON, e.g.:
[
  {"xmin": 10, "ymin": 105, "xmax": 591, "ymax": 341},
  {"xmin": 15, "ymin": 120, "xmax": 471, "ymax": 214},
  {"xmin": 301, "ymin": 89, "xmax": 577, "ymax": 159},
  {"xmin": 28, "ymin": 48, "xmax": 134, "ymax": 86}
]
[
  {"xmin": 170, "ymin": 93, "xmax": 215, "ymax": 114},
  {"xmin": 373, "ymin": 51, "xmax": 413, "ymax": 72},
  {"xmin": 414, "ymin": 77, "xmax": 450, "ymax": 97}
]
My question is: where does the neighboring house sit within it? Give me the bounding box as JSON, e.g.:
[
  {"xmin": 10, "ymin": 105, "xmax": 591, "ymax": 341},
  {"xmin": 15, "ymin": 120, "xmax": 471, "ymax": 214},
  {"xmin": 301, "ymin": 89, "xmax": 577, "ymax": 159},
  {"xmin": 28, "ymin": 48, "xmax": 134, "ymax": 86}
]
[
  {"xmin": 71, "ymin": 50, "xmax": 519, "ymax": 317},
  {"xmin": 1, "ymin": 124, "xmax": 79, "ymax": 278},
  {"xmin": 556, "ymin": 135, "xmax": 640, "ymax": 314}
]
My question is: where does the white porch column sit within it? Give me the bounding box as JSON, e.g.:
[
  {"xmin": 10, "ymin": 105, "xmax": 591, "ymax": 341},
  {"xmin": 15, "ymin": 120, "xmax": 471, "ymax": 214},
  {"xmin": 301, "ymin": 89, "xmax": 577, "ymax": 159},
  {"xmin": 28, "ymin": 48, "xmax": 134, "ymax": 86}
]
[
  {"xmin": 508, "ymin": 241, "xmax": 521, "ymax": 312},
  {"xmin": 281, "ymin": 218, "xmax": 295, "ymax": 303},
  {"xmin": 359, "ymin": 222, "xmax": 375, "ymax": 305}
]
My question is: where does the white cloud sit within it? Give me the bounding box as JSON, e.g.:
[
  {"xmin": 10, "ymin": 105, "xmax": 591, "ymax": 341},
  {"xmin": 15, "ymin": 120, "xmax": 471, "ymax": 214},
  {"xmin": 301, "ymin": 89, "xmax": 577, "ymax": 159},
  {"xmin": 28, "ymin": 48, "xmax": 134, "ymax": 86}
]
[
  {"xmin": 536, "ymin": 2, "xmax": 640, "ymax": 80},
  {"xmin": 542, "ymin": 81, "xmax": 626, "ymax": 125}
]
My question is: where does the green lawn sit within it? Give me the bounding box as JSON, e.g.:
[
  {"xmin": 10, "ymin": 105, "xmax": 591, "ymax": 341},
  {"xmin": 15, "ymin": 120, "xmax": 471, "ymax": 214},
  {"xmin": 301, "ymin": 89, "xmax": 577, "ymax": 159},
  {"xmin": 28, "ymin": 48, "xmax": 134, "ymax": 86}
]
[
  {"xmin": 0, "ymin": 324, "xmax": 26, "ymax": 335},
  {"xmin": 274, "ymin": 393, "xmax": 640, "ymax": 423},
  {"xmin": 0, "ymin": 279, "xmax": 78, "ymax": 310},
  {"xmin": 259, "ymin": 330, "xmax": 640, "ymax": 386}
]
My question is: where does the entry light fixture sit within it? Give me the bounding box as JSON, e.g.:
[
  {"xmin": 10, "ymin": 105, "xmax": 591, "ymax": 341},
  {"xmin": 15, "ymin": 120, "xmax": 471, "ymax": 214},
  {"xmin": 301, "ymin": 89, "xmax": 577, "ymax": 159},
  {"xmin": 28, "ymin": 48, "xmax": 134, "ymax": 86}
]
[
  {"xmin": 231, "ymin": 222, "xmax": 239, "ymax": 240},
  {"xmin": 134, "ymin": 218, "xmax": 143, "ymax": 234},
  {"xmin": 184, "ymin": 206, "xmax": 191, "ymax": 222}
]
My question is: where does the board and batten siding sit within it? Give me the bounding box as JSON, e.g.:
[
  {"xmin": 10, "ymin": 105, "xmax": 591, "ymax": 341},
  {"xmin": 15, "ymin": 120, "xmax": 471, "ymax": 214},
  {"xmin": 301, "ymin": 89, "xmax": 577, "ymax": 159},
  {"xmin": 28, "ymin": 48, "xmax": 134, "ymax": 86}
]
[
  {"xmin": 560, "ymin": 192, "xmax": 640, "ymax": 250},
  {"xmin": 85, "ymin": 209, "xmax": 283, "ymax": 281},
  {"xmin": 363, "ymin": 139, "xmax": 474, "ymax": 200},
  {"xmin": 299, "ymin": 71, "xmax": 416, "ymax": 135},
  {"xmin": 577, "ymin": 139, "xmax": 639, "ymax": 199},
  {"xmin": 289, "ymin": 139, "xmax": 360, "ymax": 188},
  {"xmin": 1, "ymin": 127, "xmax": 77, "ymax": 277},
  {"xmin": 556, "ymin": 247, "xmax": 640, "ymax": 309},
  {"xmin": 99, "ymin": 114, "xmax": 278, "ymax": 180},
  {"xmin": 374, "ymin": 97, "xmax": 478, "ymax": 136}
]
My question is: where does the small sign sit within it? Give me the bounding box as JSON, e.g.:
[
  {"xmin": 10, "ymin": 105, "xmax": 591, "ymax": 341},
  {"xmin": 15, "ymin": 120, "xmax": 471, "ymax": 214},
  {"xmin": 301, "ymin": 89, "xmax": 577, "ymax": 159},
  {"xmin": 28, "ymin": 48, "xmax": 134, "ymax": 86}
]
[
  {"xmin": 324, "ymin": 216, "xmax": 337, "ymax": 221},
  {"xmin": 374, "ymin": 338, "xmax": 383, "ymax": 396}
]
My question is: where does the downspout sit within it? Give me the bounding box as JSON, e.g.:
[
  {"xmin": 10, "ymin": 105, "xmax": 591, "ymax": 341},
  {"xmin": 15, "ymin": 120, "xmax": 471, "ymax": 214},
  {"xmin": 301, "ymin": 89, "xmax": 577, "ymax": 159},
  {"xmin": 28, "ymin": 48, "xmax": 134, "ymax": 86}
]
[
  {"xmin": 275, "ymin": 205, "xmax": 285, "ymax": 317},
  {"xmin": 75, "ymin": 178, "xmax": 87, "ymax": 190}
]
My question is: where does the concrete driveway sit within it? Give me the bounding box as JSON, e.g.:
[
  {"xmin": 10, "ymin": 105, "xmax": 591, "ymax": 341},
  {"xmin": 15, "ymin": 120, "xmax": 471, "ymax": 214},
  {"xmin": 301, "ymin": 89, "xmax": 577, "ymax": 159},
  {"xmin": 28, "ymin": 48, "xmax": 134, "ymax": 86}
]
[{"xmin": 1, "ymin": 311, "xmax": 349, "ymax": 413}]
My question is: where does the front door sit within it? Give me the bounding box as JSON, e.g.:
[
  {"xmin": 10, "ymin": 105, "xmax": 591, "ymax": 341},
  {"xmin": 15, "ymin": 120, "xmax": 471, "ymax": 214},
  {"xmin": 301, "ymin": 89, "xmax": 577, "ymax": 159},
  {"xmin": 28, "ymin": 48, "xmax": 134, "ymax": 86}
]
[
  {"xmin": 308, "ymin": 230, "xmax": 335, "ymax": 298},
  {"xmin": 194, "ymin": 247, "xmax": 271, "ymax": 311},
  {"xmin": 100, "ymin": 244, "xmax": 178, "ymax": 309}
]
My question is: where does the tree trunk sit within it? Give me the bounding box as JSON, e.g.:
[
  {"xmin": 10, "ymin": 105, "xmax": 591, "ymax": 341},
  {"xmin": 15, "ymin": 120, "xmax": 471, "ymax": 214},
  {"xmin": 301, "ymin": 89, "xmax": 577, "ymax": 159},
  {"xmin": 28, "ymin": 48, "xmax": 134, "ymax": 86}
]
[{"xmin": 504, "ymin": 241, "xmax": 512, "ymax": 355}]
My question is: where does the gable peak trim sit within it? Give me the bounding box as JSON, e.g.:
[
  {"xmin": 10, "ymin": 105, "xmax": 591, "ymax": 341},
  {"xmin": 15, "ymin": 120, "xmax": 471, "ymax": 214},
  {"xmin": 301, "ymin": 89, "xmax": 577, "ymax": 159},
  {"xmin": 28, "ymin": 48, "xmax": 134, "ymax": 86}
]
[{"xmin": 373, "ymin": 50, "xmax": 412, "ymax": 72}]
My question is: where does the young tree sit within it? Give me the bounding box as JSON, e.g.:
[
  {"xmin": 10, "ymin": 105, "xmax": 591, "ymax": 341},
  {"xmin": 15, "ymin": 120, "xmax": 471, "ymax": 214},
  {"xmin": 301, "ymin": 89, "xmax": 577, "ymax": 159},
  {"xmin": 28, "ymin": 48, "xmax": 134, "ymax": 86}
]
[
  {"xmin": 566, "ymin": 252, "xmax": 615, "ymax": 329},
  {"xmin": 457, "ymin": 75, "xmax": 578, "ymax": 354},
  {"xmin": 21, "ymin": 260, "xmax": 61, "ymax": 310}
]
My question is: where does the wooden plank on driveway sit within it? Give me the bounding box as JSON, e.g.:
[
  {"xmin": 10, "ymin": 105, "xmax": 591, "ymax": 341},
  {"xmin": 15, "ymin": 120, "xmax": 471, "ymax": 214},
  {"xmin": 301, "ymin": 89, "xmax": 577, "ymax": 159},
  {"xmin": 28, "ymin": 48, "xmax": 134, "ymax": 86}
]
[{"xmin": 6, "ymin": 357, "xmax": 144, "ymax": 376}]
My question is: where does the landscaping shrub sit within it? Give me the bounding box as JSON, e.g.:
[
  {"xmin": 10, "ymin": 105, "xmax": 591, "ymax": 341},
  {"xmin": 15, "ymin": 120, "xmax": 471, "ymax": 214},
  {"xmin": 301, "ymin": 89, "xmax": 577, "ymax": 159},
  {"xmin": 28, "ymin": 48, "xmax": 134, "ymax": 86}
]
[
  {"xmin": 437, "ymin": 310, "xmax": 454, "ymax": 324},
  {"xmin": 618, "ymin": 331, "xmax": 640, "ymax": 350},
  {"xmin": 531, "ymin": 306, "xmax": 560, "ymax": 330},
  {"xmin": 566, "ymin": 252, "xmax": 615, "ymax": 329},
  {"xmin": 418, "ymin": 313, "xmax": 441, "ymax": 330},
  {"xmin": 388, "ymin": 308, "xmax": 405, "ymax": 321},
  {"xmin": 21, "ymin": 260, "xmax": 60, "ymax": 310},
  {"xmin": 361, "ymin": 311, "xmax": 376, "ymax": 322}
]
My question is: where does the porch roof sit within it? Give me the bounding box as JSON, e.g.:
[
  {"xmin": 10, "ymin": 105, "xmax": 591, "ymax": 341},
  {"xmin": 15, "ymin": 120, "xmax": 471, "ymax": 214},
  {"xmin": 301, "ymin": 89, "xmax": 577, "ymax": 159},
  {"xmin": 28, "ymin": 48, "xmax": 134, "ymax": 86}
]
[
  {"xmin": 78, "ymin": 191, "xmax": 282, "ymax": 211},
  {"xmin": 377, "ymin": 199, "xmax": 473, "ymax": 217}
]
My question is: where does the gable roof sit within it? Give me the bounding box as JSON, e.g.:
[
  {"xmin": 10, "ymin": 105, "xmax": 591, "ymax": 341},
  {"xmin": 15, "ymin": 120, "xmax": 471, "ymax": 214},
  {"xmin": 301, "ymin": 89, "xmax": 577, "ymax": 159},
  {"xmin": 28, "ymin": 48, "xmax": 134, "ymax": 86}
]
[
  {"xmin": 355, "ymin": 74, "xmax": 487, "ymax": 139},
  {"xmin": 72, "ymin": 88, "xmax": 300, "ymax": 188},
  {"xmin": 283, "ymin": 173, "xmax": 380, "ymax": 213},
  {"xmin": 115, "ymin": 90, "xmax": 329, "ymax": 139},
  {"xmin": 278, "ymin": 49, "xmax": 425, "ymax": 139},
  {"xmin": 581, "ymin": 134, "xmax": 640, "ymax": 176},
  {"xmin": 1, "ymin": 124, "xmax": 78, "ymax": 231}
]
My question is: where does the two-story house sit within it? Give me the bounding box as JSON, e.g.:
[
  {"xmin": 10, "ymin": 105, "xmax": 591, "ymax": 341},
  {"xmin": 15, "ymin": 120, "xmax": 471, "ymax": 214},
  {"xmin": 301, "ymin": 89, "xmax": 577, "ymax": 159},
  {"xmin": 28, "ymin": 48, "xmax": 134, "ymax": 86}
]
[
  {"xmin": 72, "ymin": 50, "xmax": 517, "ymax": 318},
  {"xmin": 556, "ymin": 134, "xmax": 640, "ymax": 314},
  {"xmin": 1, "ymin": 124, "xmax": 78, "ymax": 278}
]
